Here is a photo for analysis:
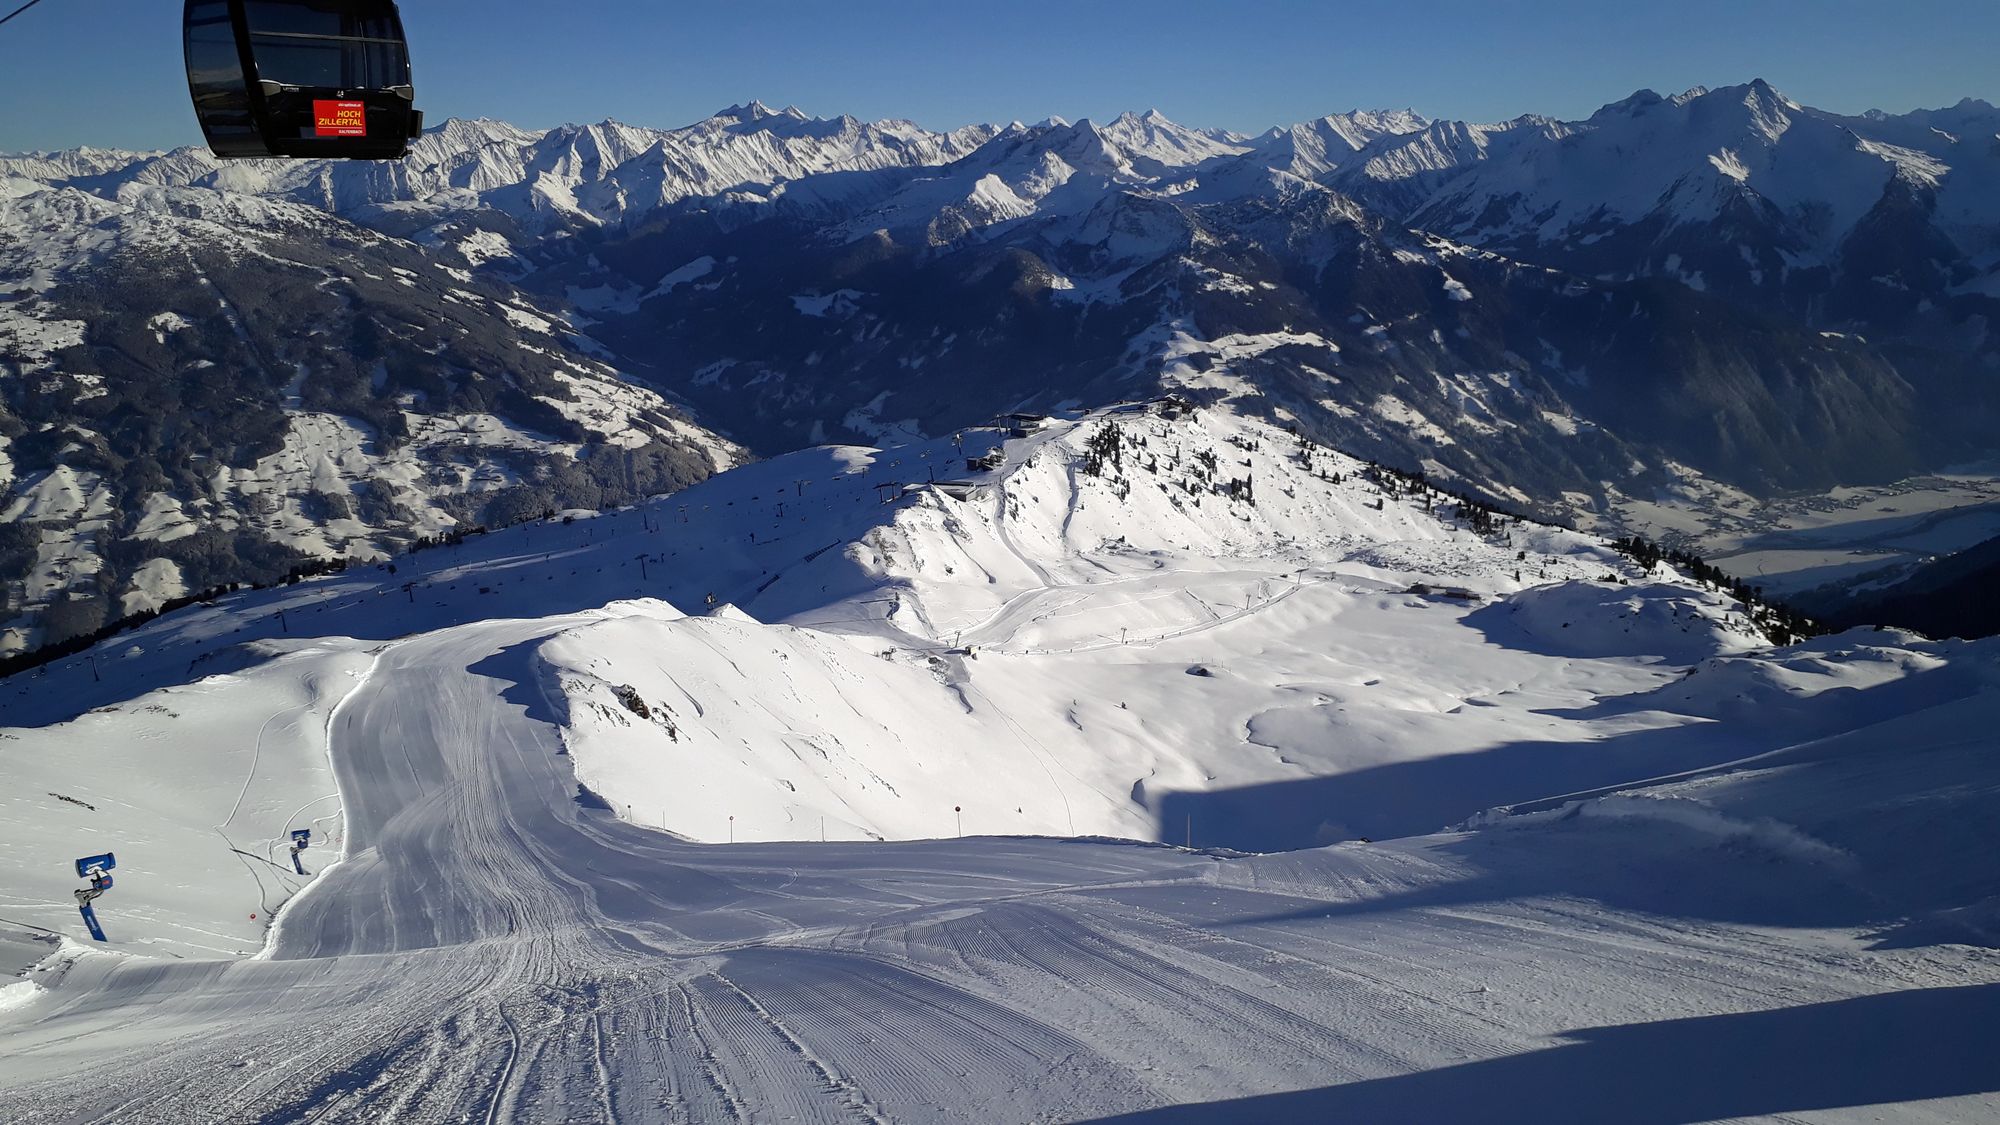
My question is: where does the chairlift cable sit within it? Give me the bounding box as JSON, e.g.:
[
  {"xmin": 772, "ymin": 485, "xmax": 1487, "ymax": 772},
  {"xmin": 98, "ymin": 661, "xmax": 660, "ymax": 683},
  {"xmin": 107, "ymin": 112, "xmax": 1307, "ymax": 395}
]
[{"xmin": 0, "ymin": 0, "xmax": 49, "ymax": 30}]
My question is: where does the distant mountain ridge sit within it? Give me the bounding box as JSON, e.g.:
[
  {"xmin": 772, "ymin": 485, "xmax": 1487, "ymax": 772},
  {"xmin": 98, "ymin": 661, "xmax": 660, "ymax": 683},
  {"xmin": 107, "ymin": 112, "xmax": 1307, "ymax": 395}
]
[{"xmin": 3, "ymin": 81, "xmax": 1997, "ymax": 651}]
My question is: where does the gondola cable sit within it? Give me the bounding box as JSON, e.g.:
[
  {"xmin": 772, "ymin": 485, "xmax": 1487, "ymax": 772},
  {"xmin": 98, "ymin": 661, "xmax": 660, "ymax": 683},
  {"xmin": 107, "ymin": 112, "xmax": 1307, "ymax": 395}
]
[{"xmin": 0, "ymin": 0, "xmax": 50, "ymax": 30}]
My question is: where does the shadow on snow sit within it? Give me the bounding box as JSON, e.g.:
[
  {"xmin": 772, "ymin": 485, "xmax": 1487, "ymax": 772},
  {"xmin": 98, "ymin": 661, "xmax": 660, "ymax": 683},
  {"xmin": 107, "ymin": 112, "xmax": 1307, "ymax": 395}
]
[{"xmin": 1082, "ymin": 983, "xmax": 2000, "ymax": 1125}]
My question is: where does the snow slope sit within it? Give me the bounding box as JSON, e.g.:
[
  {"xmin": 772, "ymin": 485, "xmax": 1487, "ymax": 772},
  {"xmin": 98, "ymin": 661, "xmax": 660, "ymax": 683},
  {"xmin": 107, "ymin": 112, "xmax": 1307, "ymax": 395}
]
[
  {"xmin": 542, "ymin": 405, "xmax": 1786, "ymax": 850},
  {"xmin": 0, "ymin": 399, "xmax": 1984, "ymax": 922},
  {"xmin": 0, "ymin": 403, "xmax": 1995, "ymax": 1121},
  {"xmin": 0, "ymin": 642, "xmax": 365, "ymax": 960}
]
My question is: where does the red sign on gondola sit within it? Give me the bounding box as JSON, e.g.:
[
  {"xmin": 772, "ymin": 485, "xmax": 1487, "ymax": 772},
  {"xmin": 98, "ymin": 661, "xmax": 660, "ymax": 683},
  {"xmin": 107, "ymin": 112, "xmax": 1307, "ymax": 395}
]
[{"xmin": 313, "ymin": 100, "xmax": 368, "ymax": 138}]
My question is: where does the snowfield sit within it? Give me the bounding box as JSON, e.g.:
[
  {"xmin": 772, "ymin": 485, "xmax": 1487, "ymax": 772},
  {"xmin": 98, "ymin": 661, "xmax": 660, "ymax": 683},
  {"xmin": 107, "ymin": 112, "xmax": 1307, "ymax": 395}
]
[{"xmin": 0, "ymin": 404, "xmax": 1995, "ymax": 1122}]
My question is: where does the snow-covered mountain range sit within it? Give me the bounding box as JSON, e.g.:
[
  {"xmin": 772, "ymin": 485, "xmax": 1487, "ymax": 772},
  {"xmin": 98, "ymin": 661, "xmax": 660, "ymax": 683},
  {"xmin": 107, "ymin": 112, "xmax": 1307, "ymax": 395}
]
[{"xmin": 3, "ymin": 82, "xmax": 1997, "ymax": 652}]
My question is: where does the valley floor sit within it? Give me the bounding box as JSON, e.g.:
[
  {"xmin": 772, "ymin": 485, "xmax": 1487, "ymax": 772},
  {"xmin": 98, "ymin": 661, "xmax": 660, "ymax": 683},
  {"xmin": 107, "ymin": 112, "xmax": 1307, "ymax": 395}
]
[{"xmin": 1608, "ymin": 466, "xmax": 2000, "ymax": 596}]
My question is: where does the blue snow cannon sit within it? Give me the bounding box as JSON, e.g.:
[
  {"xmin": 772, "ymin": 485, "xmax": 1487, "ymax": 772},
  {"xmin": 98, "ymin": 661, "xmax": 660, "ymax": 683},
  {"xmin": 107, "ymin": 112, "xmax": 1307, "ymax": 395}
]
[
  {"xmin": 290, "ymin": 829, "xmax": 312, "ymax": 874},
  {"xmin": 73, "ymin": 853, "xmax": 117, "ymax": 942}
]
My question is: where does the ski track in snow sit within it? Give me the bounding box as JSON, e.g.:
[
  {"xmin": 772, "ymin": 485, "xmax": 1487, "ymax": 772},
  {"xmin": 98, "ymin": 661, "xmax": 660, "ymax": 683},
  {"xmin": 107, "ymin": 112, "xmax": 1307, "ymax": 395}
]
[{"xmin": 0, "ymin": 406, "xmax": 1996, "ymax": 1122}]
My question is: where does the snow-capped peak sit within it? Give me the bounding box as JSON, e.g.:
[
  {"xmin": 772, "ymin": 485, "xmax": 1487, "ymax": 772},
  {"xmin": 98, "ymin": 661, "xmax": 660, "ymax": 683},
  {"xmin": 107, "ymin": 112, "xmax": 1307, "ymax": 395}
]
[
  {"xmin": 1737, "ymin": 78, "xmax": 1800, "ymax": 142},
  {"xmin": 1094, "ymin": 108, "xmax": 1252, "ymax": 171},
  {"xmin": 1406, "ymin": 78, "xmax": 1989, "ymax": 253},
  {"xmin": 422, "ymin": 116, "xmax": 549, "ymax": 147},
  {"xmin": 712, "ymin": 100, "xmax": 792, "ymax": 123},
  {"xmin": 1591, "ymin": 88, "xmax": 1668, "ymax": 121},
  {"xmin": 1744, "ymin": 77, "xmax": 1803, "ymax": 112},
  {"xmin": 1325, "ymin": 108, "xmax": 1432, "ymax": 141},
  {"xmin": 1241, "ymin": 108, "xmax": 1477, "ymax": 192}
]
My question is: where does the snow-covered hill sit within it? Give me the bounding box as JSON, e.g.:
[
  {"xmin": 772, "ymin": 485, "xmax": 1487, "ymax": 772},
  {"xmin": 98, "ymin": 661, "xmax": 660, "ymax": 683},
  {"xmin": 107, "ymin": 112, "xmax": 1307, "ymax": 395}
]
[
  {"xmin": 0, "ymin": 400, "xmax": 1987, "ymax": 936},
  {"xmin": 0, "ymin": 400, "xmax": 1996, "ymax": 1121}
]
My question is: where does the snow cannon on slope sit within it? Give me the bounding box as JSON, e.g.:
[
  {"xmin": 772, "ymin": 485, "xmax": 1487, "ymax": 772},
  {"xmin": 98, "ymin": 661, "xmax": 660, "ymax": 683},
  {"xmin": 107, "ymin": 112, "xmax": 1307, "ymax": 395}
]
[
  {"xmin": 73, "ymin": 853, "xmax": 117, "ymax": 942},
  {"xmin": 289, "ymin": 829, "xmax": 312, "ymax": 874}
]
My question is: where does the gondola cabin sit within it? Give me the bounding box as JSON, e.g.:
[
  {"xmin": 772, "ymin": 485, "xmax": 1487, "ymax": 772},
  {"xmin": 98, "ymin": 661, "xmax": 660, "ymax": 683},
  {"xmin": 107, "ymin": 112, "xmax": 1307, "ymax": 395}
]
[{"xmin": 184, "ymin": 0, "xmax": 422, "ymax": 159}]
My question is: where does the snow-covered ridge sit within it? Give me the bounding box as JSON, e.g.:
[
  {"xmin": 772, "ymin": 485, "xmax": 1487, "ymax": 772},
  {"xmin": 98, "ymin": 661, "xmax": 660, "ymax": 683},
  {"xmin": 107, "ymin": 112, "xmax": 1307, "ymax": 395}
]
[
  {"xmin": 1, "ymin": 401, "xmax": 1995, "ymax": 1122},
  {"xmin": 2, "ymin": 105, "xmax": 1003, "ymax": 229},
  {"xmin": 7, "ymin": 83, "xmax": 1991, "ymax": 249},
  {"xmin": 1, "ymin": 398, "xmax": 1993, "ymax": 924},
  {"xmin": 1411, "ymin": 79, "xmax": 2000, "ymax": 252},
  {"xmin": 0, "ymin": 172, "xmax": 744, "ymax": 653}
]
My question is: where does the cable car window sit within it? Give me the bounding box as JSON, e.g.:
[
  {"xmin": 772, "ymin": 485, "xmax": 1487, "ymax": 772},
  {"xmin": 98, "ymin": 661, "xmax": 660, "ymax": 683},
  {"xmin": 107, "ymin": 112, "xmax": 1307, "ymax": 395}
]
[
  {"xmin": 186, "ymin": 2, "xmax": 240, "ymax": 85},
  {"xmin": 185, "ymin": 0, "xmax": 256, "ymax": 141},
  {"xmin": 241, "ymin": 0, "xmax": 409, "ymax": 90},
  {"xmin": 247, "ymin": 33, "xmax": 405, "ymax": 89},
  {"xmin": 242, "ymin": 0, "xmax": 398, "ymax": 41}
]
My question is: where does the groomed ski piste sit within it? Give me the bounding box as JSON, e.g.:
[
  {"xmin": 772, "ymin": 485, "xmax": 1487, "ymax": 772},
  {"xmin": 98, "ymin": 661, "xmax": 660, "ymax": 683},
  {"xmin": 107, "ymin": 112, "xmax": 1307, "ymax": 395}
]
[{"xmin": 0, "ymin": 402, "xmax": 1995, "ymax": 1123}]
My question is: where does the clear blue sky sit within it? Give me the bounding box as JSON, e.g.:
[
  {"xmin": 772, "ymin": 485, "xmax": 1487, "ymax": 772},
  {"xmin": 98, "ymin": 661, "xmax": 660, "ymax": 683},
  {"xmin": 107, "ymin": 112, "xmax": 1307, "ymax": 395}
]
[{"xmin": 2, "ymin": 0, "xmax": 1994, "ymax": 152}]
